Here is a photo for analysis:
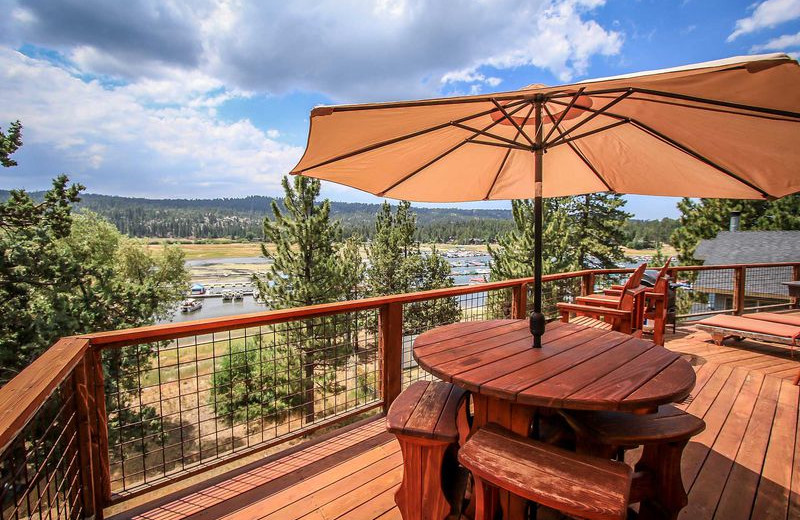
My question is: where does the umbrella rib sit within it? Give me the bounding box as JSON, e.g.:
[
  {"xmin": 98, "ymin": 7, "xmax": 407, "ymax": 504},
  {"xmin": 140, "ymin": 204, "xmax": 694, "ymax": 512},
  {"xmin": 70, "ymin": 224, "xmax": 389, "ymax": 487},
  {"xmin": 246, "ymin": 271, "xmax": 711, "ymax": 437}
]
[
  {"xmin": 627, "ymin": 119, "xmax": 772, "ymax": 198},
  {"xmin": 376, "ymin": 101, "xmax": 532, "ymax": 197},
  {"xmin": 546, "ymin": 119, "xmax": 629, "ymax": 149},
  {"xmin": 543, "ymin": 88, "xmax": 585, "ymax": 144},
  {"xmin": 567, "ymin": 86, "xmax": 800, "ymax": 120},
  {"xmin": 577, "ymin": 93, "xmax": 800, "ymax": 123},
  {"xmin": 555, "ymin": 90, "xmax": 634, "ymax": 140},
  {"xmin": 549, "ymin": 97, "xmax": 772, "ymax": 198},
  {"xmin": 468, "ymin": 139, "xmax": 533, "ymax": 151},
  {"xmin": 631, "ymin": 87, "xmax": 800, "ymax": 121},
  {"xmin": 491, "ymin": 99, "xmax": 537, "ymax": 147},
  {"xmin": 484, "ymin": 104, "xmax": 536, "ymax": 200},
  {"xmin": 293, "ymin": 99, "xmax": 529, "ymax": 174},
  {"xmin": 451, "ymin": 122, "xmax": 531, "ymax": 149},
  {"xmin": 318, "ymin": 92, "xmax": 541, "ymax": 112},
  {"xmin": 542, "ymin": 103, "xmax": 613, "ymax": 192}
]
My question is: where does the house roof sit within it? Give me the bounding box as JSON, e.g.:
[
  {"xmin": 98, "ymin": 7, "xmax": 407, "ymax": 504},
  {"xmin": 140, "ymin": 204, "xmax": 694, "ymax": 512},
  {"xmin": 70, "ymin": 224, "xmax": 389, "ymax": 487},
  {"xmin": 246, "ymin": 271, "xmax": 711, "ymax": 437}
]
[
  {"xmin": 693, "ymin": 231, "xmax": 799, "ymax": 300},
  {"xmin": 694, "ymin": 231, "xmax": 800, "ymax": 264}
]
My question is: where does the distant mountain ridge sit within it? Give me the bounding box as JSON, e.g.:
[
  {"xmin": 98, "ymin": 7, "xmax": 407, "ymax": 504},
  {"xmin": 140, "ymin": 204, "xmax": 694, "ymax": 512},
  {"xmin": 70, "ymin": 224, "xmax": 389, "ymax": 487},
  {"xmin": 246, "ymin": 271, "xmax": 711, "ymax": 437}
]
[
  {"xmin": 0, "ymin": 191, "xmax": 677, "ymax": 246},
  {"xmin": 0, "ymin": 191, "xmax": 515, "ymax": 242}
]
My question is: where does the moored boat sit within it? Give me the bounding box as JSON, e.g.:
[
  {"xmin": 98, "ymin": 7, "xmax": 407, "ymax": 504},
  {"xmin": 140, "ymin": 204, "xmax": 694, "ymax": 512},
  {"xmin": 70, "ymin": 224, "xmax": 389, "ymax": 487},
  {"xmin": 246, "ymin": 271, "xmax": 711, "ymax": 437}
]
[{"xmin": 180, "ymin": 299, "xmax": 203, "ymax": 312}]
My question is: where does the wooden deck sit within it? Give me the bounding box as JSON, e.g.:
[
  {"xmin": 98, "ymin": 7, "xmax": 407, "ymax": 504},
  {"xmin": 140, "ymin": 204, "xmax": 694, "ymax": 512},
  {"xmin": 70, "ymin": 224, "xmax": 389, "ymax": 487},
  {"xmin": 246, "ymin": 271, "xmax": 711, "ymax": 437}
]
[{"xmin": 109, "ymin": 323, "xmax": 800, "ymax": 520}]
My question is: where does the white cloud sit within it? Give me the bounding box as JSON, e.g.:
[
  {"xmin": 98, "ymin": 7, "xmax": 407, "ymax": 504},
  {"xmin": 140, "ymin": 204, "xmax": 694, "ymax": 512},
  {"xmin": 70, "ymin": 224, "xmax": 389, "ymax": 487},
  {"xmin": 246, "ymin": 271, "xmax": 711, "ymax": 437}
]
[
  {"xmin": 4, "ymin": 0, "xmax": 622, "ymax": 103},
  {"xmin": 751, "ymin": 31, "xmax": 800, "ymax": 51},
  {"xmin": 728, "ymin": 0, "xmax": 800, "ymax": 42},
  {"xmin": 203, "ymin": 0, "xmax": 622, "ymax": 101},
  {"xmin": 0, "ymin": 49, "xmax": 301, "ymax": 197},
  {"xmin": 439, "ymin": 0, "xmax": 622, "ymax": 86}
]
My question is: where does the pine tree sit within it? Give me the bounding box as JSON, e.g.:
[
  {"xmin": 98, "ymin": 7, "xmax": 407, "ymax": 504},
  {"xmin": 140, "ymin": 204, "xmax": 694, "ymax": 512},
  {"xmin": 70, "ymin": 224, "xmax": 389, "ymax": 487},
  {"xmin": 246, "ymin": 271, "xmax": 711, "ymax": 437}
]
[
  {"xmin": 249, "ymin": 176, "xmax": 358, "ymax": 424},
  {"xmin": 565, "ymin": 194, "xmax": 631, "ymax": 270},
  {"xmin": 670, "ymin": 196, "xmax": 800, "ymax": 264},
  {"xmin": 366, "ymin": 201, "xmax": 460, "ymax": 332},
  {"xmin": 0, "ymin": 120, "xmax": 22, "ymax": 167},
  {"xmin": 488, "ymin": 198, "xmax": 571, "ymax": 316},
  {"xmin": 488, "ymin": 198, "xmax": 572, "ymax": 281},
  {"xmin": 488, "ymin": 194, "xmax": 630, "ymax": 316}
]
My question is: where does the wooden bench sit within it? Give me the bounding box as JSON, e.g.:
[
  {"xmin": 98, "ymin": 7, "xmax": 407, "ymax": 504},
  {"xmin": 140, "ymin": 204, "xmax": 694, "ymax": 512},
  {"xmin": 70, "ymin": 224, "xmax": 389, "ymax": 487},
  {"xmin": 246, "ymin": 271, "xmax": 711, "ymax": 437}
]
[
  {"xmin": 458, "ymin": 423, "xmax": 632, "ymax": 520},
  {"xmin": 696, "ymin": 314, "xmax": 800, "ymax": 353},
  {"xmin": 386, "ymin": 380, "xmax": 470, "ymax": 520},
  {"xmin": 560, "ymin": 405, "xmax": 705, "ymax": 519}
]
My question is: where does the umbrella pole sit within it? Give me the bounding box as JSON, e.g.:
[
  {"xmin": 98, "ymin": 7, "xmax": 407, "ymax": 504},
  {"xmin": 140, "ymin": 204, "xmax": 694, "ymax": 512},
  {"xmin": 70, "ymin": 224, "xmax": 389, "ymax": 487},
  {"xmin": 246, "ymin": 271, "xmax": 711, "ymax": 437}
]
[{"xmin": 530, "ymin": 98, "xmax": 545, "ymax": 348}]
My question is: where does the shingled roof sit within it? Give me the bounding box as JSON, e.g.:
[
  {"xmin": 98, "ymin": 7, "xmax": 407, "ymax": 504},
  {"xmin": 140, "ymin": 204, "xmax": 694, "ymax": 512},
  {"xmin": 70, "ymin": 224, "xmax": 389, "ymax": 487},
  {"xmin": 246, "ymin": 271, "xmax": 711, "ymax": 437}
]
[
  {"xmin": 693, "ymin": 231, "xmax": 799, "ymax": 300},
  {"xmin": 694, "ymin": 231, "xmax": 800, "ymax": 264}
]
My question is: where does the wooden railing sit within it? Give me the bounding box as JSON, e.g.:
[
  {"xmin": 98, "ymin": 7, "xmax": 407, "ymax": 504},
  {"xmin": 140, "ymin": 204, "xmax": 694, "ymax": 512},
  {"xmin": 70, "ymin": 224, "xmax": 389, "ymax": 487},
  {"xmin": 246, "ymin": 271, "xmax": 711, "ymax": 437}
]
[{"xmin": 0, "ymin": 261, "xmax": 797, "ymax": 519}]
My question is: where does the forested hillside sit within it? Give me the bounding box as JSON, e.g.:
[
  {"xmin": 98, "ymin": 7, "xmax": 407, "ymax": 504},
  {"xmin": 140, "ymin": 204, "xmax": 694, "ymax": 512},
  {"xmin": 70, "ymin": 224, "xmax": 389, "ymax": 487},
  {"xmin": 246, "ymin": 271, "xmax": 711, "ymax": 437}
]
[{"xmin": 0, "ymin": 191, "xmax": 677, "ymax": 245}]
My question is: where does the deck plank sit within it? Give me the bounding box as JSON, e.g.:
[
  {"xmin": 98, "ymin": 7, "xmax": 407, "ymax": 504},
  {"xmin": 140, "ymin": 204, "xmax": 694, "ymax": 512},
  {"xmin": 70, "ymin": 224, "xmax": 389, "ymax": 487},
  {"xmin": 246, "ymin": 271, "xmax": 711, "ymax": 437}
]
[
  {"xmin": 678, "ymin": 372, "xmax": 764, "ymax": 519},
  {"xmin": 714, "ymin": 375, "xmax": 782, "ymax": 520},
  {"xmin": 751, "ymin": 378, "xmax": 799, "ymax": 519}
]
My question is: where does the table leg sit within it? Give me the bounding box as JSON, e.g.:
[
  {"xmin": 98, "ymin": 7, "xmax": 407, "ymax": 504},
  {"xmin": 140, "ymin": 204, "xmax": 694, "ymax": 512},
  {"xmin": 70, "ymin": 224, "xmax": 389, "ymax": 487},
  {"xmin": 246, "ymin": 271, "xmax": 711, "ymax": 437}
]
[{"xmin": 635, "ymin": 440, "xmax": 690, "ymax": 520}]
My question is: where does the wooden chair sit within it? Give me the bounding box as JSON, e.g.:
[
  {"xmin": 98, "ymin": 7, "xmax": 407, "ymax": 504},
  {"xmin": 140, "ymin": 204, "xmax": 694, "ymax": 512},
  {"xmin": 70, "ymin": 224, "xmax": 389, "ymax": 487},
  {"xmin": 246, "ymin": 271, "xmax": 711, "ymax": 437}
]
[
  {"xmin": 557, "ymin": 263, "xmax": 649, "ymax": 335},
  {"xmin": 458, "ymin": 423, "xmax": 632, "ymax": 520},
  {"xmin": 588, "ymin": 258, "xmax": 673, "ymax": 345},
  {"xmin": 386, "ymin": 380, "xmax": 471, "ymax": 520},
  {"xmin": 560, "ymin": 405, "xmax": 705, "ymax": 520}
]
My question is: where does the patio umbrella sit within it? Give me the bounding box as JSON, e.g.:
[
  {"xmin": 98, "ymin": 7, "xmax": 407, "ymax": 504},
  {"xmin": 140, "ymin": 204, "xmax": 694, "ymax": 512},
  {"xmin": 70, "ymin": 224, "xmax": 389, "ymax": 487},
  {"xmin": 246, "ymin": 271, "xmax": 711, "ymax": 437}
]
[{"xmin": 290, "ymin": 53, "xmax": 800, "ymax": 347}]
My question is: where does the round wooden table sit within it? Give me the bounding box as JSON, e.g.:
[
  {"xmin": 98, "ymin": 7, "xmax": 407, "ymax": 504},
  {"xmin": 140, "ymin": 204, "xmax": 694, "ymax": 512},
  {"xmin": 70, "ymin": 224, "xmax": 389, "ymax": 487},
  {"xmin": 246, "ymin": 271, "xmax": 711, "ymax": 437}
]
[{"xmin": 413, "ymin": 319, "xmax": 697, "ymax": 519}]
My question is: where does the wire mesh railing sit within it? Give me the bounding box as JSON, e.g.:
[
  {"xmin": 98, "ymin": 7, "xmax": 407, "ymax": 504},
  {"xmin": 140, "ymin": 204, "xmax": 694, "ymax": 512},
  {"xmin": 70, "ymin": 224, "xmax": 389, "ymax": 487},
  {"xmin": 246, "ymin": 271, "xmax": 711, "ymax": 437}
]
[
  {"xmin": 672, "ymin": 264, "xmax": 796, "ymax": 321},
  {"xmin": 529, "ymin": 277, "xmax": 584, "ymax": 319},
  {"xmin": 674, "ymin": 267, "xmax": 736, "ymax": 320},
  {"xmin": 743, "ymin": 265, "xmax": 794, "ymax": 311},
  {"xmin": 0, "ymin": 379, "xmax": 85, "ymax": 520},
  {"xmin": 103, "ymin": 308, "xmax": 381, "ymax": 493}
]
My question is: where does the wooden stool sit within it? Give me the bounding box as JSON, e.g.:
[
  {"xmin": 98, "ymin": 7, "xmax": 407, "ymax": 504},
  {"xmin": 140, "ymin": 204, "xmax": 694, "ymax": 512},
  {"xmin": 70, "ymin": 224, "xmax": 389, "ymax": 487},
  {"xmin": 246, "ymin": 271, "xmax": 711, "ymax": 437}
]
[
  {"xmin": 458, "ymin": 423, "xmax": 632, "ymax": 520},
  {"xmin": 560, "ymin": 405, "xmax": 705, "ymax": 520},
  {"xmin": 387, "ymin": 381, "xmax": 470, "ymax": 520}
]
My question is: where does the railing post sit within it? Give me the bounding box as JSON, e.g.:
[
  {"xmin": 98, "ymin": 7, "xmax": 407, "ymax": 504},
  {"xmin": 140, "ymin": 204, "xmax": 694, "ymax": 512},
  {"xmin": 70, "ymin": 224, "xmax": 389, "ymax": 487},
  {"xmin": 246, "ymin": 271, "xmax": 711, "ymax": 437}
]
[
  {"xmin": 581, "ymin": 273, "xmax": 595, "ymax": 296},
  {"xmin": 379, "ymin": 303, "xmax": 403, "ymax": 413},
  {"xmin": 72, "ymin": 356, "xmax": 97, "ymax": 519},
  {"xmin": 793, "ymin": 264, "xmax": 800, "ymax": 309},
  {"xmin": 733, "ymin": 266, "xmax": 746, "ymax": 315},
  {"xmin": 511, "ymin": 282, "xmax": 528, "ymax": 319},
  {"xmin": 87, "ymin": 347, "xmax": 111, "ymax": 516}
]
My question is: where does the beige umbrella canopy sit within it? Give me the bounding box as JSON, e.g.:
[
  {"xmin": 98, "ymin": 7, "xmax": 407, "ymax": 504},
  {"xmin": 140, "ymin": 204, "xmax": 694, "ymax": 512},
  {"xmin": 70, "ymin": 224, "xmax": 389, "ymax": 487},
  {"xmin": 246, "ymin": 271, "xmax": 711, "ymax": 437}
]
[{"xmin": 292, "ymin": 53, "xmax": 800, "ymax": 346}]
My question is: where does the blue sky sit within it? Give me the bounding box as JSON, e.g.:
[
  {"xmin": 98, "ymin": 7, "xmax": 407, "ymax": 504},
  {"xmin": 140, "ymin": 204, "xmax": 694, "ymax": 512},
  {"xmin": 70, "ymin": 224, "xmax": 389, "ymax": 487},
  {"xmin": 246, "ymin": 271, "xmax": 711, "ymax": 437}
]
[{"xmin": 1, "ymin": 0, "xmax": 799, "ymax": 219}]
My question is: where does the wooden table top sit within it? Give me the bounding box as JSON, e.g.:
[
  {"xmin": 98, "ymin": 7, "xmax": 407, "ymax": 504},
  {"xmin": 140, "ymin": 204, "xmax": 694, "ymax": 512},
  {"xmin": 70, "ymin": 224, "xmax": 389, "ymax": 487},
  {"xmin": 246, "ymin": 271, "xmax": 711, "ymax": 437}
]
[{"xmin": 413, "ymin": 319, "xmax": 695, "ymax": 412}]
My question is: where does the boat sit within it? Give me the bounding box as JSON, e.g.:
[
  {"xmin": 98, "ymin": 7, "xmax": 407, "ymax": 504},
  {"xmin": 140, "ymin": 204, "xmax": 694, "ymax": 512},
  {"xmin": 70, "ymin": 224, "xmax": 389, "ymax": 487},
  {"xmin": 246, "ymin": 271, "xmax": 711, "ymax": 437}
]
[
  {"xmin": 221, "ymin": 290, "xmax": 234, "ymax": 301},
  {"xmin": 233, "ymin": 290, "xmax": 244, "ymax": 301},
  {"xmin": 180, "ymin": 299, "xmax": 202, "ymax": 312},
  {"xmin": 469, "ymin": 276, "xmax": 488, "ymax": 284},
  {"xmin": 190, "ymin": 283, "xmax": 206, "ymax": 295}
]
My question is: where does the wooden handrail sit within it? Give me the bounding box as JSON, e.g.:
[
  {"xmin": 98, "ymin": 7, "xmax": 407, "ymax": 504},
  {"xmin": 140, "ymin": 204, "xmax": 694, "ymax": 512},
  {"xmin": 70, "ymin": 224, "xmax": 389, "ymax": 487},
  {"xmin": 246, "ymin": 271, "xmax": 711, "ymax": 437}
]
[
  {"xmin": 0, "ymin": 337, "xmax": 91, "ymax": 454},
  {"xmin": 80, "ymin": 271, "xmax": 606, "ymax": 348},
  {"xmin": 669, "ymin": 261, "xmax": 800, "ymax": 272}
]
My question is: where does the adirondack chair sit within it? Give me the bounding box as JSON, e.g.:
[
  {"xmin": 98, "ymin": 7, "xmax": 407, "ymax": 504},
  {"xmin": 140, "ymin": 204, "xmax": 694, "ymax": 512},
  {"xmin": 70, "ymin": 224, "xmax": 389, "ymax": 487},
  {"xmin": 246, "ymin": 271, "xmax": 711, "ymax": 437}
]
[
  {"xmin": 557, "ymin": 263, "xmax": 649, "ymax": 335},
  {"xmin": 576, "ymin": 259, "xmax": 672, "ymax": 345}
]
